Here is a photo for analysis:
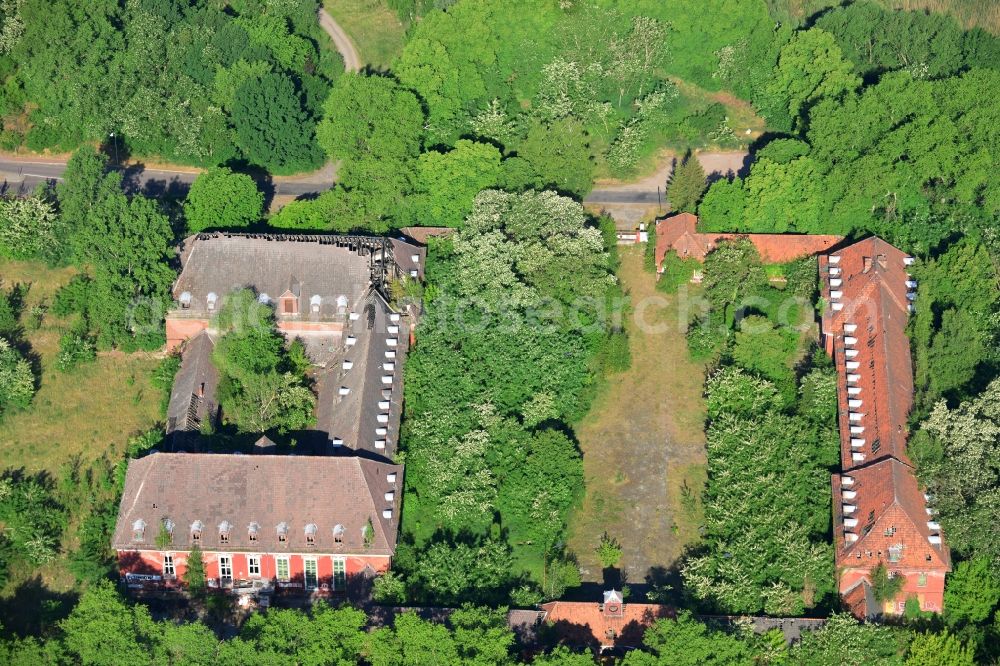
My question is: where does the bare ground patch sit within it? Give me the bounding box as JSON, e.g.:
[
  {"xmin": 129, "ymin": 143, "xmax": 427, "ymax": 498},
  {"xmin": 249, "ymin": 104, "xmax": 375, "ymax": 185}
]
[{"xmin": 568, "ymin": 247, "xmax": 706, "ymax": 586}]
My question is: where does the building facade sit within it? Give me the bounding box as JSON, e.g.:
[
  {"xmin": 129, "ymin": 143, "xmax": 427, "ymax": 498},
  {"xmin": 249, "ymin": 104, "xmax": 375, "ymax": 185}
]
[
  {"xmin": 819, "ymin": 237, "xmax": 950, "ymax": 617},
  {"xmin": 114, "ymin": 453, "xmax": 402, "ymax": 595}
]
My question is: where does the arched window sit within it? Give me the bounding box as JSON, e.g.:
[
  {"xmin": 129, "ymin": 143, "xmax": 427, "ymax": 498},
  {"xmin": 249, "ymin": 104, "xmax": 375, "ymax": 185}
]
[{"xmin": 333, "ymin": 524, "xmax": 345, "ymax": 544}]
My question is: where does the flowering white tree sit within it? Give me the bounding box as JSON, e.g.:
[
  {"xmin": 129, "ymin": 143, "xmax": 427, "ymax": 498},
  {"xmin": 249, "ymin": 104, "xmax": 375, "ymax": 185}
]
[
  {"xmin": 0, "ymin": 337, "xmax": 34, "ymax": 415},
  {"xmin": 0, "ymin": 194, "xmax": 58, "ymax": 260}
]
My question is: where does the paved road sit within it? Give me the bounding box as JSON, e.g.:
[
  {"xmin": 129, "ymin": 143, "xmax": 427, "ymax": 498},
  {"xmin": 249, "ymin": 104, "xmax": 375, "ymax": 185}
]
[
  {"xmin": 320, "ymin": 8, "xmax": 361, "ymax": 72},
  {"xmin": 0, "ymin": 10, "xmax": 361, "ymax": 198},
  {"xmin": 585, "ymin": 150, "xmax": 751, "ymax": 205},
  {"xmin": 0, "ymin": 157, "xmax": 334, "ymax": 197}
]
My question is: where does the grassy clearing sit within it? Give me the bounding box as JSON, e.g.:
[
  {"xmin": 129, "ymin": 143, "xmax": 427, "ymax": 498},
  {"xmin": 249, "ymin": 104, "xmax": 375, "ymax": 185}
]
[
  {"xmin": 0, "ymin": 260, "xmax": 164, "ymax": 474},
  {"xmin": 767, "ymin": 0, "xmax": 1000, "ymax": 32},
  {"xmin": 879, "ymin": 0, "xmax": 1000, "ymax": 32},
  {"xmin": 567, "ymin": 247, "xmax": 707, "ymax": 584},
  {"xmin": 324, "ymin": 0, "xmax": 407, "ymax": 70}
]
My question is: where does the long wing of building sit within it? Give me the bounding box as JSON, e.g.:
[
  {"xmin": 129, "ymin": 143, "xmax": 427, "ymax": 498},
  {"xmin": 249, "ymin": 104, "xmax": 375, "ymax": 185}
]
[{"xmin": 820, "ymin": 237, "xmax": 950, "ymax": 617}]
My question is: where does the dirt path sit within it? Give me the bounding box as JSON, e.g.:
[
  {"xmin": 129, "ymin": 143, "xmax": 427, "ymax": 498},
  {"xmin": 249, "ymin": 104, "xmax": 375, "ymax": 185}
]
[
  {"xmin": 567, "ymin": 247, "xmax": 708, "ymax": 587},
  {"xmin": 320, "ymin": 8, "xmax": 361, "ymax": 73}
]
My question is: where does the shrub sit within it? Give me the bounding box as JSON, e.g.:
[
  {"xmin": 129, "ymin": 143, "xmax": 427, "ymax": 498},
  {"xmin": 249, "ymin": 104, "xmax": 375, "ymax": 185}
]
[
  {"xmin": 56, "ymin": 330, "xmax": 96, "ymax": 372},
  {"xmin": 601, "ymin": 331, "xmax": 631, "ymax": 373},
  {"xmin": 0, "ymin": 337, "xmax": 35, "ymax": 414},
  {"xmin": 51, "ymin": 276, "xmax": 92, "ymax": 318},
  {"xmin": 657, "ymin": 252, "xmax": 700, "ymax": 293},
  {"xmin": 595, "ymin": 532, "xmax": 623, "ymax": 568}
]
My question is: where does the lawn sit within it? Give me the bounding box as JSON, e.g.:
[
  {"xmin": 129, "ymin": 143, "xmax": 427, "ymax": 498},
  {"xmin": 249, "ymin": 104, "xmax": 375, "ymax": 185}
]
[
  {"xmin": 324, "ymin": 0, "xmax": 407, "ymax": 70},
  {"xmin": 0, "ymin": 260, "xmax": 165, "ymax": 474},
  {"xmin": 566, "ymin": 246, "xmax": 708, "ymax": 588}
]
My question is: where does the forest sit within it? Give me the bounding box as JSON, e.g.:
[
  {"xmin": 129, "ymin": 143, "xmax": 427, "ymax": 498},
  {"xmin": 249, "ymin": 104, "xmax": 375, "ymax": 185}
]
[{"xmin": 1, "ymin": 0, "xmax": 999, "ymax": 662}]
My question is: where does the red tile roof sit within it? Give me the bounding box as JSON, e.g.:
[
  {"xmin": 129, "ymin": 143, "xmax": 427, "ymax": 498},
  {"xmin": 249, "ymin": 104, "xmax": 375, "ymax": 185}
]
[
  {"xmin": 821, "ymin": 238, "xmax": 914, "ymax": 470},
  {"xmin": 654, "ymin": 214, "xmax": 842, "ymax": 266},
  {"xmin": 540, "ymin": 600, "xmax": 672, "ymax": 650},
  {"xmin": 833, "ymin": 460, "xmax": 950, "ymax": 570},
  {"xmin": 821, "ymin": 238, "xmax": 950, "ymax": 617}
]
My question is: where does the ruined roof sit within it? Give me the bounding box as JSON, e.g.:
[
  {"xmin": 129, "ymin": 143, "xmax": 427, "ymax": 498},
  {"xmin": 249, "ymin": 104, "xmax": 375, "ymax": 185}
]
[
  {"xmin": 172, "ymin": 234, "xmax": 372, "ymax": 318},
  {"xmin": 654, "ymin": 213, "xmax": 842, "ymax": 265},
  {"xmin": 113, "ymin": 452, "xmax": 402, "ymax": 556},
  {"xmin": 165, "ymin": 331, "xmax": 219, "ymax": 435},
  {"xmin": 397, "ymin": 227, "xmax": 455, "ymax": 245}
]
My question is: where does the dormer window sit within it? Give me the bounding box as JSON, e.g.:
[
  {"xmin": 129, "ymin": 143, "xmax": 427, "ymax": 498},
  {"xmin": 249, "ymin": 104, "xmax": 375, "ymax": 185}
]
[
  {"xmin": 218, "ymin": 520, "xmax": 232, "ymax": 544},
  {"xmin": 310, "ymin": 294, "xmax": 322, "ymax": 313},
  {"xmin": 190, "ymin": 520, "xmax": 203, "ymax": 543},
  {"xmin": 132, "ymin": 519, "xmax": 146, "ymax": 542},
  {"xmin": 248, "ymin": 522, "xmax": 260, "ymax": 542},
  {"xmin": 206, "ymin": 292, "xmax": 217, "ymax": 311},
  {"xmin": 333, "ymin": 524, "xmax": 345, "ymax": 544},
  {"xmin": 276, "ymin": 522, "xmax": 288, "ymax": 543},
  {"xmin": 305, "ymin": 523, "xmax": 317, "ymax": 546},
  {"xmin": 280, "ymin": 295, "xmax": 297, "ymax": 315},
  {"xmin": 336, "ymin": 295, "xmax": 349, "ymax": 315},
  {"xmin": 387, "ymin": 472, "xmax": 397, "ymax": 484},
  {"xmin": 258, "ymin": 293, "xmax": 270, "ymax": 305},
  {"xmin": 179, "ymin": 292, "xmax": 192, "ymax": 309}
]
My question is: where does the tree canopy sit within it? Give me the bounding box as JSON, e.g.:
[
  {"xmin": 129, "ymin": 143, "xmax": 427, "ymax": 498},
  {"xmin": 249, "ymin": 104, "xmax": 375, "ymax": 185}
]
[{"xmin": 184, "ymin": 168, "xmax": 264, "ymax": 233}]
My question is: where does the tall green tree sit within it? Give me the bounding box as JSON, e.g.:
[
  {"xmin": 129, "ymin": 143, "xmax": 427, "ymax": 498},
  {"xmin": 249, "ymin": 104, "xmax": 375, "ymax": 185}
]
[
  {"xmin": 667, "ymin": 153, "xmax": 707, "ymax": 213},
  {"xmin": 762, "ymin": 28, "xmax": 859, "ymax": 129},
  {"xmin": 906, "ymin": 631, "xmax": 975, "ymax": 666},
  {"xmin": 184, "ymin": 168, "xmax": 263, "ymax": 233},
  {"xmin": 407, "ymin": 140, "xmax": 503, "ymax": 228},
  {"xmin": 60, "ymin": 581, "xmax": 162, "ymax": 665},
  {"xmin": 943, "ymin": 556, "xmax": 1000, "ymax": 626},
  {"xmin": 518, "ymin": 118, "xmax": 594, "ymax": 198},
  {"xmin": 231, "ymin": 72, "xmax": 323, "ymax": 174}
]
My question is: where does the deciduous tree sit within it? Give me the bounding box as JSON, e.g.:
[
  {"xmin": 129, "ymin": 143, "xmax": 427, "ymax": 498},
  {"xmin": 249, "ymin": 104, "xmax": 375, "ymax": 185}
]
[{"xmin": 184, "ymin": 167, "xmax": 263, "ymax": 233}]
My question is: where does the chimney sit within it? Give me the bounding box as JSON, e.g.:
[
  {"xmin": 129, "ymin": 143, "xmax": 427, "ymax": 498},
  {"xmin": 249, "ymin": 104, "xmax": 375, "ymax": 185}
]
[
  {"xmin": 862, "ymin": 256, "xmax": 873, "ymax": 273},
  {"xmin": 197, "ymin": 382, "xmax": 205, "ymax": 398},
  {"xmin": 601, "ymin": 590, "xmax": 624, "ymax": 618}
]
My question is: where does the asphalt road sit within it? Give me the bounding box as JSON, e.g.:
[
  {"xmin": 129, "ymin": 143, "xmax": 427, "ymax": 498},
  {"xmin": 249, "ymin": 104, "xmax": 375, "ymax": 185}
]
[
  {"xmin": 0, "ymin": 10, "xmax": 359, "ymax": 199},
  {"xmin": 0, "ymin": 158, "xmax": 335, "ymax": 198},
  {"xmin": 584, "ymin": 190, "xmax": 663, "ymax": 205}
]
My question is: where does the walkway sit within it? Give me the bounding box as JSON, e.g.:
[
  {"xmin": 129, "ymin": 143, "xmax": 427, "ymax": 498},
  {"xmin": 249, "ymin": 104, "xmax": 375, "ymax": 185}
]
[{"xmin": 319, "ymin": 9, "xmax": 361, "ymax": 73}]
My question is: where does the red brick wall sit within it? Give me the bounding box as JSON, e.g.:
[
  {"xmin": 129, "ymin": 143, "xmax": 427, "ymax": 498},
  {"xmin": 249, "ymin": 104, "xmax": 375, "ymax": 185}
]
[
  {"xmin": 118, "ymin": 549, "xmax": 390, "ymax": 593},
  {"xmin": 277, "ymin": 321, "xmax": 345, "ymax": 334},
  {"xmin": 165, "ymin": 318, "xmax": 209, "ymax": 351}
]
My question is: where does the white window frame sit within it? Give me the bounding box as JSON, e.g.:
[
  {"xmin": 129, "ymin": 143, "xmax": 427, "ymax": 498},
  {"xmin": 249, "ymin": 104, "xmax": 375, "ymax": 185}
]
[
  {"xmin": 247, "ymin": 555, "xmax": 261, "ymax": 577},
  {"xmin": 275, "ymin": 556, "xmax": 290, "ymax": 583},
  {"xmin": 163, "ymin": 553, "xmax": 175, "ymax": 578},
  {"xmin": 218, "ymin": 554, "xmax": 233, "ymax": 586},
  {"xmin": 304, "ymin": 557, "xmax": 318, "ymax": 590},
  {"xmin": 332, "ymin": 557, "xmax": 346, "ymax": 591}
]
